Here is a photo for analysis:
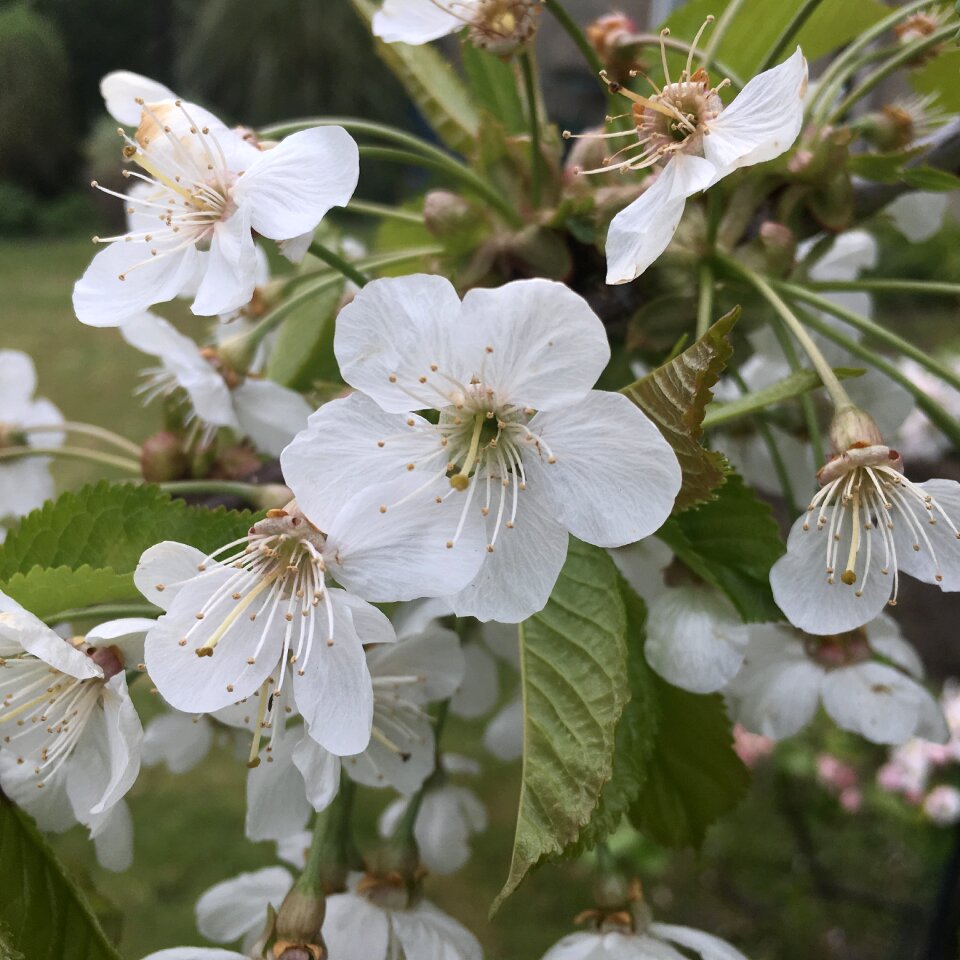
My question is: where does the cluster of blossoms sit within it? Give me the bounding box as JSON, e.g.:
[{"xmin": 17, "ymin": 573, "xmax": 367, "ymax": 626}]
[{"xmin": 4, "ymin": 1, "xmax": 960, "ymax": 957}]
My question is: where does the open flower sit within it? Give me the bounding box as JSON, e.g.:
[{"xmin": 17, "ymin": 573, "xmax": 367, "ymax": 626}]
[
  {"xmin": 0, "ymin": 593, "xmax": 150, "ymax": 869},
  {"xmin": 0, "ymin": 350, "xmax": 64, "ymax": 541},
  {"xmin": 281, "ymin": 275, "xmax": 680, "ymax": 622},
  {"xmin": 726, "ymin": 615, "xmax": 947, "ymax": 745},
  {"xmin": 122, "ymin": 312, "xmax": 311, "ymax": 455},
  {"xmin": 769, "ymin": 411, "xmax": 960, "ymax": 635},
  {"xmin": 136, "ymin": 492, "xmax": 481, "ymax": 758},
  {"xmin": 571, "ymin": 34, "xmax": 806, "ymax": 283},
  {"xmin": 74, "ymin": 91, "xmax": 358, "ymax": 327}
]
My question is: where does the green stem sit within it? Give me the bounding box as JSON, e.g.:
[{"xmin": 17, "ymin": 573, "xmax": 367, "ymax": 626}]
[
  {"xmin": 519, "ymin": 51, "xmax": 543, "ymax": 208},
  {"xmin": 346, "ymin": 199, "xmax": 425, "ymax": 224},
  {"xmin": 308, "ymin": 241, "xmax": 370, "ymax": 288},
  {"xmin": 296, "ymin": 776, "xmax": 357, "ymax": 897},
  {"xmin": 795, "ymin": 305, "xmax": 960, "ymax": 451},
  {"xmin": 776, "ymin": 281, "xmax": 960, "ymax": 394},
  {"xmin": 43, "ymin": 603, "xmax": 159, "ymax": 625},
  {"xmin": 717, "ymin": 255, "xmax": 853, "ymax": 410},
  {"xmin": 158, "ymin": 479, "xmax": 269, "ymax": 504},
  {"xmin": 759, "ymin": 0, "xmax": 826, "ymax": 72},
  {"xmin": 0, "ymin": 445, "xmax": 140, "ymax": 473},
  {"xmin": 21, "ymin": 422, "xmax": 141, "ymax": 457},
  {"xmin": 696, "ymin": 261, "xmax": 714, "ymax": 338},
  {"xmin": 359, "ymin": 146, "xmax": 523, "ymax": 227},
  {"xmin": 805, "ymin": 279, "xmax": 960, "ymax": 297},
  {"xmin": 543, "ymin": 0, "xmax": 605, "ymax": 90},
  {"xmin": 825, "ymin": 23, "xmax": 956, "ymax": 126}
]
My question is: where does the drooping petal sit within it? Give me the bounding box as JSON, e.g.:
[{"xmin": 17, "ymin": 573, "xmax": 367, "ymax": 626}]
[
  {"xmin": 333, "ymin": 273, "xmax": 465, "ymax": 413},
  {"xmin": 280, "ymin": 392, "xmax": 437, "ymax": 524},
  {"xmin": 887, "ymin": 191, "xmax": 950, "ymax": 243},
  {"xmin": 703, "ymin": 47, "xmax": 807, "ymax": 177},
  {"xmin": 450, "ymin": 641, "xmax": 499, "ymax": 718},
  {"xmin": 142, "ymin": 711, "xmax": 213, "ymax": 773},
  {"xmin": 889, "ymin": 478, "xmax": 960, "ymax": 590},
  {"xmin": 292, "ymin": 733, "xmax": 342, "ymax": 811},
  {"xmin": 196, "ymin": 867, "xmax": 293, "ymax": 943},
  {"xmin": 135, "ymin": 541, "xmax": 210, "ymax": 612},
  {"xmin": 73, "ymin": 239, "xmax": 201, "ymax": 327},
  {"xmin": 191, "ymin": 208, "xmax": 259, "ymax": 317},
  {"xmin": 246, "ymin": 733, "xmax": 312, "ymax": 841},
  {"xmin": 0, "ymin": 610, "xmax": 101, "ymax": 679},
  {"xmin": 367, "ymin": 625, "xmax": 464, "ymax": 702},
  {"xmin": 322, "ymin": 893, "xmax": 390, "ymax": 960},
  {"xmin": 100, "ymin": 70, "xmax": 176, "ymax": 126},
  {"xmin": 484, "ymin": 695, "xmax": 523, "ymax": 761},
  {"xmin": 324, "ymin": 475, "xmax": 487, "ymax": 603},
  {"xmin": 605, "ymin": 154, "xmax": 716, "ymax": 283},
  {"xmin": 447, "ymin": 483, "xmax": 569, "ymax": 622},
  {"xmin": 0, "ymin": 349, "xmax": 36, "ymax": 407},
  {"xmin": 458, "ymin": 279, "xmax": 610, "ymax": 410},
  {"xmin": 526, "ymin": 391, "xmax": 680, "ymax": 546},
  {"xmin": 89, "ymin": 800, "xmax": 133, "ymax": 872},
  {"xmin": 865, "ymin": 613, "xmax": 924, "ymax": 678},
  {"xmin": 769, "ymin": 509, "xmax": 893, "ymax": 635},
  {"xmin": 405, "ymin": 786, "xmax": 485, "ymax": 874},
  {"xmin": 86, "ymin": 673, "xmax": 143, "ymax": 815},
  {"xmin": 650, "ymin": 923, "xmax": 749, "ymax": 960},
  {"xmin": 335, "ymin": 593, "xmax": 398, "ymax": 649},
  {"xmin": 0, "ymin": 752, "xmax": 75, "ymax": 832},
  {"xmin": 234, "ymin": 127, "xmax": 359, "ymax": 240},
  {"xmin": 645, "ymin": 586, "xmax": 749, "ymax": 694},
  {"xmin": 232, "ymin": 379, "xmax": 312, "ymax": 457},
  {"xmin": 609, "ymin": 537, "xmax": 673, "ymax": 595},
  {"xmin": 344, "ymin": 704, "xmax": 435, "ymax": 794},
  {"xmin": 372, "ymin": 0, "xmax": 476, "ymax": 43},
  {"xmin": 392, "ymin": 901, "xmax": 483, "ymax": 960}
]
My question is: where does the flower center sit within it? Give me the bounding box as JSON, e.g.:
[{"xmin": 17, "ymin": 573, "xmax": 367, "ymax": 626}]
[{"xmin": 803, "ymin": 628, "xmax": 872, "ymax": 668}]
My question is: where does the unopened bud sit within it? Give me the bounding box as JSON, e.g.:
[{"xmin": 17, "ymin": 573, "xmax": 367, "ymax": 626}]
[
  {"xmin": 857, "ymin": 106, "xmax": 917, "ymax": 152},
  {"xmin": 140, "ymin": 431, "xmax": 189, "ymax": 482},
  {"xmin": 275, "ymin": 886, "xmax": 327, "ymax": 951},
  {"xmin": 503, "ymin": 224, "xmax": 572, "ymax": 280},
  {"xmin": 829, "ymin": 405, "xmax": 884, "ymax": 454},
  {"xmin": 586, "ymin": 12, "xmax": 639, "ymax": 79},
  {"xmin": 894, "ymin": 12, "xmax": 945, "ymax": 65},
  {"xmin": 758, "ymin": 221, "xmax": 796, "ymax": 277},
  {"xmin": 212, "ymin": 443, "xmax": 262, "ymax": 481},
  {"xmin": 253, "ymin": 483, "xmax": 295, "ymax": 510},
  {"xmin": 423, "ymin": 190, "xmax": 473, "ymax": 238},
  {"xmin": 468, "ymin": 0, "xmax": 542, "ymax": 56}
]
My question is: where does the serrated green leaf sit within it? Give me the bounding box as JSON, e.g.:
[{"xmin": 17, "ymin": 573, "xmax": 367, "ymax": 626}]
[
  {"xmin": 553, "ymin": 576, "xmax": 659, "ymax": 860},
  {"xmin": 657, "ymin": 473, "xmax": 784, "ymax": 622},
  {"xmin": 492, "ymin": 540, "xmax": 628, "ymax": 913},
  {"xmin": 0, "ymin": 792, "xmax": 122, "ymax": 960},
  {"xmin": 702, "ymin": 366, "xmax": 864, "ymax": 428},
  {"xmin": 1, "ymin": 566, "xmax": 141, "ymax": 620},
  {"xmin": 901, "ymin": 166, "xmax": 960, "ymax": 193},
  {"xmin": 628, "ymin": 678, "xmax": 750, "ymax": 848},
  {"xmin": 0, "ymin": 482, "xmax": 257, "ymax": 579},
  {"xmin": 622, "ymin": 308, "xmax": 738, "ymax": 512},
  {"xmin": 459, "ymin": 42, "xmax": 526, "ymax": 134},
  {"xmin": 266, "ymin": 277, "xmax": 345, "ymax": 390},
  {"xmin": 350, "ymin": 0, "xmax": 479, "ymax": 153}
]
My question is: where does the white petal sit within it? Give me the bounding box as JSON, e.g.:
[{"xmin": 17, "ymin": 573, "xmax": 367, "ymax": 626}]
[
  {"xmin": 645, "ymin": 586, "xmax": 748, "ymax": 694},
  {"xmin": 458, "ymin": 279, "xmax": 610, "ymax": 410},
  {"xmin": 769, "ymin": 509, "xmax": 893, "ymax": 635},
  {"xmin": 191, "ymin": 209, "xmax": 258, "ymax": 317},
  {"xmin": 0, "ymin": 753, "xmax": 75, "ymax": 832},
  {"xmin": 276, "ymin": 830, "xmax": 312, "ymax": 868},
  {"xmin": 393, "ymin": 901, "xmax": 483, "ymax": 960},
  {"xmin": 73, "ymin": 240, "xmax": 200, "ymax": 327},
  {"xmin": 864, "ymin": 613, "xmax": 923, "ymax": 677},
  {"xmin": 135, "ymin": 541, "xmax": 210, "ymax": 612},
  {"xmin": 483, "ymin": 695, "xmax": 524, "ymax": 761},
  {"xmin": 322, "ymin": 893, "xmax": 390, "ymax": 960},
  {"xmin": 450, "ymin": 642, "xmax": 499, "ymax": 718},
  {"xmin": 447, "ymin": 484, "xmax": 569, "ymax": 622},
  {"xmin": 142, "ymin": 711, "xmax": 213, "ymax": 773},
  {"xmin": 727, "ymin": 652, "xmax": 823, "ymax": 740},
  {"xmin": 90, "ymin": 800, "xmax": 134, "ymax": 872},
  {"xmin": 233, "ymin": 379, "xmax": 312, "ymax": 456},
  {"xmin": 234, "ymin": 127, "xmax": 359, "ymax": 240},
  {"xmin": 333, "ymin": 274, "xmax": 465, "ymax": 413},
  {"xmin": 889, "ymin": 478, "xmax": 960, "ymax": 590},
  {"xmin": 196, "ymin": 867, "xmax": 293, "ymax": 943},
  {"xmin": 540, "ymin": 932, "xmax": 611, "ymax": 960},
  {"xmin": 887, "ymin": 191, "xmax": 950, "ymax": 243},
  {"xmin": 650, "ymin": 923, "xmax": 749, "ymax": 960},
  {"xmin": 292, "ymin": 734, "xmax": 342, "ymax": 811},
  {"xmin": 278, "ymin": 230, "xmax": 314, "ymax": 264},
  {"xmin": 605, "ymin": 154, "xmax": 716, "ymax": 283},
  {"xmin": 324, "ymin": 475, "xmax": 487, "ymax": 603},
  {"xmin": 280, "ymin": 392, "xmax": 437, "ymax": 525},
  {"xmin": 0, "ymin": 610, "xmax": 101, "ymax": 679},
  {"xmin": 336, "ymin": 593, "xmax": 398, "ymax": 648},
  {"xmin": 372, "ymin": 0, "xmax": 473, "ymax": 43},
  {"xmin": 141, "ymin": 949, "xmax": 248, "ymax": 960},
  {"xmin": 391, "ymin": 598, "xmax": 454, "ymax": 639},
  {"xmin": 703, "ymin": 47, "xmax": 807, "ymax": 176},
  {"xmin": 414, "ymin": 786, "xmax": 486, "ymax": 874},
  {"xmin": 100, "ymin": 71, "xmax": 176, "ymax": 126},
  {"xmin": 807, "ymin": 230, "xmax": 878, "ymax": 281},
  {"xmin": 0, "ymin": 350, "xmax": 36, "ymax": 407},
  {"xmin": 367, "ymin": 625, "xmax": 464, "ymax": 702},
  {"xmin": 344, "ymin": 704, "xmax": 435, "ymax": 794},
  {"xmin": 609, "ymin": 538, "xmax": 673, "ymax": 595},
  {"xmin": 88, "ymin": 674, "xmax": 143, "ymax": 815},
  {"xmin": 293, "ymin": 591, "xmax": 373, "ymax": 756},
  {"xmin": 526, "ymin": 391, "xmax": 680, "ymax": 546},
  {"xmin": 246, "ymin": 733, "xmax": 312, "ymax": 841},
  {"xmin": 86, "ymin": 617, "xmax": 154, "ymax": 665},
  {"xmin": 0, "ymin": 460, "xmax": 55, "ymax": 522}
]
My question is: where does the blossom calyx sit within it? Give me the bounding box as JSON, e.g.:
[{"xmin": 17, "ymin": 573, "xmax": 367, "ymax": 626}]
[
  {"xmin": 827, "ymin": 405, "xmax": 885, "ymax": 459},
  {"xmin": 274, "ymin": 885, "xmax": 327, "ymax": 960},
  {"xmin": 469, "ymin": 0, "xmax": 542, "ymax": 56}
]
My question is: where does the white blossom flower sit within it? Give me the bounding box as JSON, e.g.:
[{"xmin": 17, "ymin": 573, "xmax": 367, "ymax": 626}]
[
  {"xmin": 726, "ymin": 615, "xmax": 947, "ymax": 745},
  {"xmin": 894, "ymin": 356, "xmax": 960, "ymax": 462},
  {"xmin": 323, "ymin": 873, "xmax": 482, "ymax": 960},
  {"xmin": 0, "ymin": 593, "xmax": 150, "ymax": 870},
  {"xmin": 281, "ymin": 275, "xmax": 681, "ymax": 622},
  {"xmin": 887, "ymin": 190, "xmax": 951, "ymax": 243},
  {"xmin": 379, "ymin": 754, "xmax": 487, "ymax": 874},
  {"xmin": 136, "ymin": 495, "xmax": 479, "ymax": 760},
  {"xmin": 769, "ymin": 416, "xmax": 960, "ymax": 635},
  {"xmin": 74, "ymin": 90, "xmax": 359, "ymax": 327},
  {"xmin": 576, "ymin": 38, "xmax": 806, "ymax": 283},
  {"xmin": 924, "ymin": 784, "xmax": 960, "ymax": 825},
  {"xmin": 122, "ymin": 312, "xmax": 311, "ymax": 455},
  {"xmin": 0, "ymin": 350, "xmax": 64, "ymax": 541},
  {"xmin": 195, "ymin": 866, "xmax": 293, "ymax": 950},
  {"xmin": 542, "ymin": 919, "xmax": 747, "ymax": 960}
]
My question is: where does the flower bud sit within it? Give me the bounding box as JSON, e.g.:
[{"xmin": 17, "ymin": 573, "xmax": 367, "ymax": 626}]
[
  {"xmin": 140, "ymin": 431, "xmax": 189, "ymax": 482},
  {"xmin": 585, "ymin": 12, "xmax": 639, "ymax": 83},
  {"xmin": 212, "ymin": 443, "xmax": 262, "ymax": 480},
  {"xmin": 423, "ymin": 190, "xmax": 473, "ymax": 238},
  {"xmin": 468, "ymin": 0, "xmax": 542, "ymax": 56},
  {"xmin": 758, "ymin": 221, "xmax": 796, "ymax": 277},
  {"xmin": 828, "ymin": 405, "xmax": 884, "ymax": 454},
  {"xmin": 274, "ymin": 885, "xmax": 327, "ymax": 955},
  {"xmin": 894, "ymin": 12, "xmax": 945, "ymax": 65},
  {"xmin": 253, "ymin": 483, "xmax": 296, "ymax": 511}
]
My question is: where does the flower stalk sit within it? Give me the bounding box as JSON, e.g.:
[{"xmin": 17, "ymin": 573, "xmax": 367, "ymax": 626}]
[
  {"xmin": 307, "ymin": 241, "xmax": 370, "ymax": 288},
  {"xmin": 0, "ymin": 445, "xmax": 141, "ymax": 474}
]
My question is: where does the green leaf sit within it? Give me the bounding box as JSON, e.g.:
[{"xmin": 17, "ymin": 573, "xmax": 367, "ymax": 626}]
[
  {"xmin": 657, "ymin": 473, "xmax": 785, "ymax": 622},
  {"xmin": 846, "ymin": 148, "xmax": 925, "ymax": 183},
  {"xmin": 911, "ymin": 47, "xmax": 960, "ymax": 113},
  {"xmin": 901, "ymin": 166, "xmax": 960, "ymax": 193},
  {"xmin": 1, "ymin": 566, "xmax": 141, "ymax": 620},
  {"xmin": 0, "ymin": 792, "xmax": 123, "ymax": 960},
  {"xmin": 622, "ymin": 308, "xmax": 738, "ymax": 513},
  {"xmin": 0, "ymin": 482, "xmax": 257, "ymax": 579},
  {"xmin": 628, "ymin": 678, "xmax": 750, "ymax": 848},
  {"xmin": 266, "ymin": 277, "xmax": 345, "ymax": 390},
  {"xmin": 459, "ymin": 42, "xmax": 526, "ymax": 134},
  {"xmin": 702, "ymin": 365, "xmax": 864, "ymax": 428},
  {"xmin": 492, "ymin": 540, "xmax": 629, "ymax": 913},
  {"xmin": 349, "ymin": 0, "xmax": 479, "ymax": 153},
  {"xmin": 554, "ymin": 576, "xmax": 659, "ymax": 859}
]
